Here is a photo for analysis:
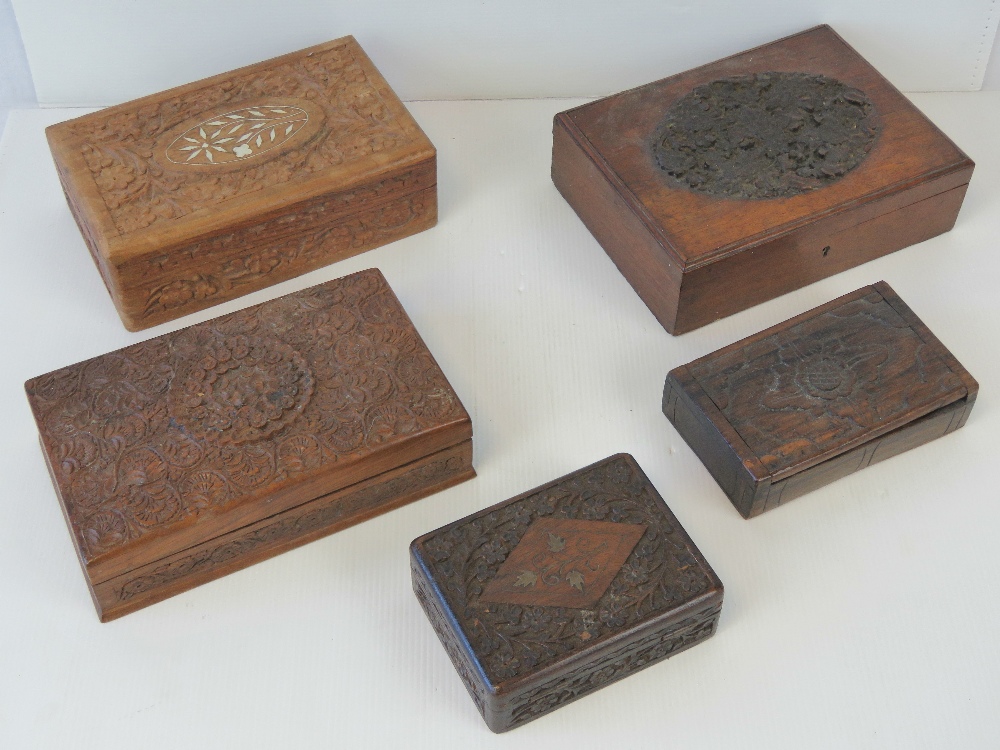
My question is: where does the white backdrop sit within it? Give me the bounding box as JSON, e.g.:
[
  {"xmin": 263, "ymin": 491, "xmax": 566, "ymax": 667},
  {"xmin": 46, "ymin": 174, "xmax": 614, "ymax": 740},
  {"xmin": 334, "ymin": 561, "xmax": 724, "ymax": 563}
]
[{"xmin": 10, "ymin": 0, "xmax": 1000, "ymax": 105}]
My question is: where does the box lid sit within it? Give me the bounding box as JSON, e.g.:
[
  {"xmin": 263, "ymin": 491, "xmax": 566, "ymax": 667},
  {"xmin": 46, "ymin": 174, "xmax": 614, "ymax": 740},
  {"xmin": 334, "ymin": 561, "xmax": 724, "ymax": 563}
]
[
  {"xmin": 45, "ymin": 36, "xmax": 434, "ymax": 270},
  {"xmin": 562, "ymin": 25, "xmax": 974, "ymax": 271},
  {"xmin": 25, "ymin": 269, "xmax": 471, "ymax": 584},
  {"xmin": 411, "ymin": 454, "xmax": 723, "ymax": 694},
  {"xmin": 675, "ymin": 282, "xmax": 976, "ymax": 483}
]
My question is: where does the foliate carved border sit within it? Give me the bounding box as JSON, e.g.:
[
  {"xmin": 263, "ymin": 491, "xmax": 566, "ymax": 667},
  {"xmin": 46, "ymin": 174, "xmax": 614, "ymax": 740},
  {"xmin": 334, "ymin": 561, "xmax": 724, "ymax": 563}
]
[
  {"xmin": 129, "ymin": 184, "xmax": 435, "ymax": 327},
  {"xmin": 109, "ymin": 447, "xmax": 471, "ymax": 606},
  {"xmin": 506, "ymin": 601, "xmax": 722, "ymax": 729}
]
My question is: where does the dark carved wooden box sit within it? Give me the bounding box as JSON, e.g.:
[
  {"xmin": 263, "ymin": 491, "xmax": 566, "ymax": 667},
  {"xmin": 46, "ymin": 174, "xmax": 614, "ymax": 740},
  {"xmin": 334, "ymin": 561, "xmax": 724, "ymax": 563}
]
[
  {"xmin": 663, "ymin": 282, "xmax": 977, "ymax": 518},
  {"xmin": 552, "ymin": 25, "xmax": 974, "ymax": 334},
  {"xmin": 25, "ymin": 269, "xmax": 473, "ymax": 621},
  {"xmin": 411, "ymin": 454, "xmax": 723, "ymax": 732},
  {"xmin": 46, "ymin": 36, "xmax": 436, "ymax": 331}
]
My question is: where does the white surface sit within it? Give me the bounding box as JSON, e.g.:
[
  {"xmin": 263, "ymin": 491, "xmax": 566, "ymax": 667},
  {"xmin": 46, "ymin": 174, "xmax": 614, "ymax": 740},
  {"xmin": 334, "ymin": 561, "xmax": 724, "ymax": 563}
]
[
  {"xmin": 9, "ymin": 0, "xmax": 1000, "ymax": 106},
  {"xmin": 1, "ymin": 95, "xmax": 998, "ymax": 748},
  {"xmin": 0, "ymin": 0, "xmax": 36, "ymax": 139}
]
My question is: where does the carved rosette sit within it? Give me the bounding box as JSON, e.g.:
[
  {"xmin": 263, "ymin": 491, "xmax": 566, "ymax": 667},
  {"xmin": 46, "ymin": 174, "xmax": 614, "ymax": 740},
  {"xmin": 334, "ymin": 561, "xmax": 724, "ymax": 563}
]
[
  {"xmin": 415, "ymin": 456, "xmax": 717, "ymax": 684},
  {"xmin": 652, "ymin": 72, "xmax": 879, "ymax": 200},
  {"xmin": 26, "ymin": 270, "xmax": 467, "ymax": 560}
]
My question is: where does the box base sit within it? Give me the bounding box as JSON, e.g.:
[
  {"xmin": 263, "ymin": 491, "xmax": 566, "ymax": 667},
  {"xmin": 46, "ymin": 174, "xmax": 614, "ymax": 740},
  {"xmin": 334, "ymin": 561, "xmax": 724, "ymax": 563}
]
[{"xmin": 75, "ymin": 439, "xmax": 473, "ymax": 621}]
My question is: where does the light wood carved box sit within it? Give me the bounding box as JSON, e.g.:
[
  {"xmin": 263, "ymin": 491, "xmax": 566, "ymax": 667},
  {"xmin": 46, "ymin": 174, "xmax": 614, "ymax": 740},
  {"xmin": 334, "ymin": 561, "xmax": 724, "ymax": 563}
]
[
  {"xmin": 411, "ymin": 454, "xmax": 724, "ymax": 732},
  {"xmin": 46, "ymin": 36, "xmax": 436, "ymax": 331},
  {"xmin": 25, "ymin": 269, "xmax": 474, "ymax": 621},
  {"xmin": 552, "ymin": 25, "xmax": 974, "ymax": 335},
  {"xmin": 663, "ymin": 282, "xmax": 977, "ymax": 518}
]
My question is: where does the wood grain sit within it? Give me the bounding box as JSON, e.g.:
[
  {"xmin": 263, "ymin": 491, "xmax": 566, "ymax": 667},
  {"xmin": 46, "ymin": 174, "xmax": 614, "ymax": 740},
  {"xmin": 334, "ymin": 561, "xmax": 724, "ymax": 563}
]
[
  {"xmin": 663, "ymin": 282, "xmax": 977, "ymax": 517},
  {"xmin": 552, "ymin": 25, "xmax": 974, "ymax": 334},
  {"xmin": 46, "ymin": 36, "xmax": 436, "ymax": 330},
  {"xmin": 410, "ymin": 454, "xmax": 723, "ymax": 732},
  {"xmin": 25, "ymin": 269, "xmax": 474, "ymax": 618}
]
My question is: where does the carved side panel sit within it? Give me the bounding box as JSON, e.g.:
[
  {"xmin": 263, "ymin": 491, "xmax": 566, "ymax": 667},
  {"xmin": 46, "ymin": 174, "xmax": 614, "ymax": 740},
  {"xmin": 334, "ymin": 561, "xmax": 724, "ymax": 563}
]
[
  {"xmin": 128, "ymin": 182, "xmax": 435, "ymax": 327},
  {"xmin": 412, "ymin": 562, "xmax": 490, "ymax": 718},
  {"xmin": 97, "ymin": 442, "xmax": 472, "ymax": 619},
  {"xmin": 505, "ymin": 601, "xmax": 722, "ymax": 729}
]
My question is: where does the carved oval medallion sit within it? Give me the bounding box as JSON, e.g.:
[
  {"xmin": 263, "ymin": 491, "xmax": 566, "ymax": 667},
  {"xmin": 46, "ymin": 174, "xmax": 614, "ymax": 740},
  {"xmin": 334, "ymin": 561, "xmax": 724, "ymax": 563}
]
[
  {"xmin": 169, "ymin": 332, "xmax": 315, "ymax": 445},
  {"xmin": 164, "ymin": 105, "xmax": 311, "ymax": 166},
  {"xmin": 652, "ymin": 72, "xmax": 879, "ymax": 200}
]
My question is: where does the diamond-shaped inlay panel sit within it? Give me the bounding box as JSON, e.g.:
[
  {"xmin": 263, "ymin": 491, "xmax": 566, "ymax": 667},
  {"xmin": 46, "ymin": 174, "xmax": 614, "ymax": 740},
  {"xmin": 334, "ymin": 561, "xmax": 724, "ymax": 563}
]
[{"xmin": 481, "ymin": 517, "xmax": 647, "ymax": 609}]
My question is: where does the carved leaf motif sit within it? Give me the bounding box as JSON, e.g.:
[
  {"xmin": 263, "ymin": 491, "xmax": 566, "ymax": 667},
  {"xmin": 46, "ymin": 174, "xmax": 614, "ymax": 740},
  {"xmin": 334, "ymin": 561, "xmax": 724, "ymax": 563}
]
[
  {"xmin": 514, "ymin": 570, "xmax": 538, "ymax": 588},
  {"xmin": 27, "ymin": 270, "xmax": 468, "ymax": 560},
  {"xmin": 566, "ymin": 570, "xmax": 585, "ymax": 591},
  {"xmin": 417, "ymin": 457, "xmax": 715, "ymax": 683}
]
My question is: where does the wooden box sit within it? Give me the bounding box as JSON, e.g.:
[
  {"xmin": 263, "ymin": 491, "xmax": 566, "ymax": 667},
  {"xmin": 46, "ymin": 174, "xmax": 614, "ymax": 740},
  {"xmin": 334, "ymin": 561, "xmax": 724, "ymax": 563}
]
[
  {"xmin": 47, "ymin": 36, "xmax": 436, "ymax": 331},
  {"xmin": 663, "ymin": 282, "xmax": 977, "ymax": 518},
  {"xmin": 411, "ymin": 454, "xmax": 723, "ymax": 732},
  {"xmin": 25, "ymin": 269, "xmax": 473, "ymax": 621},
  {"xmin": 552, "ymin": 25, "xmax": 974, "ymax": 335}
]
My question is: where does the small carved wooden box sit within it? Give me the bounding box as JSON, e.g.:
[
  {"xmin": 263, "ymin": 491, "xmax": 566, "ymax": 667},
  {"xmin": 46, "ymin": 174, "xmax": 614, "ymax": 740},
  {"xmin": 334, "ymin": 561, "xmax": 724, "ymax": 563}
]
[
  {"xmin": 552, "ymin": 25, "xmax": 974, "ymax": 334},
  {"xmin": 663, "ymin": 282, "xmax": 977, "ymax": 518},
  {"xmin": 46, "ymin": 36, "xmax": 436, "ymax": 331},
  {"xmin": 25, "ymin": 269, "xmax": 473, "ymax": 621},
  {"xmin": 411, "ymin": 454, "xmax": 723, "ymax": 732}
]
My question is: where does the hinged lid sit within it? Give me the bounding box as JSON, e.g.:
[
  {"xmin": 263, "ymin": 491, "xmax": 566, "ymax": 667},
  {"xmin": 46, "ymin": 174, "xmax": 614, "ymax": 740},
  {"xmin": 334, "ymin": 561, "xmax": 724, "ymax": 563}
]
[
  {"xmin": 25, "ymin": 269, "xmax": 471, "ymax": 584},
  {"xmin": 562, "ymin": 25, "xmax": 974, "ymax": 271},
  {"xmin": 676, "ymin": 282, "xmax": 976, "ymax": 484}
]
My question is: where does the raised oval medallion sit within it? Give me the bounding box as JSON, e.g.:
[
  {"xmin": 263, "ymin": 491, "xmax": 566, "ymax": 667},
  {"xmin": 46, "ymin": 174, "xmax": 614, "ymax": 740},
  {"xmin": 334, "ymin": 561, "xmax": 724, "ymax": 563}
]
[{"xmin": 165, "ymin": 105, "xmax": 311, "ymax": 166}]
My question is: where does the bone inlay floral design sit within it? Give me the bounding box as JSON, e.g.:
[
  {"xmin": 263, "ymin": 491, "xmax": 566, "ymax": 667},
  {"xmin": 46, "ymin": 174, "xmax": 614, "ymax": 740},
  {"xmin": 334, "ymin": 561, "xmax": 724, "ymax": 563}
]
[{"xmin": 165, "ymin": 105, "xmax": 310, "ymax": 165}]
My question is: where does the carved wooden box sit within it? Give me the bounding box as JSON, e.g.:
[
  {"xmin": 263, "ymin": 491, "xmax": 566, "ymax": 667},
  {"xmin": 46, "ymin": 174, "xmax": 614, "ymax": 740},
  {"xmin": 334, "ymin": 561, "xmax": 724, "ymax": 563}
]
[
  {"xmin": 46, "ymin": 36, "xmax": 436, "ymax": 331},
  {"xmin": 411, "ymin": 454, "xmax": 723, "ymax": 732},
  {"xmin": 25, "ymin": 269, "xmax": 473, "ymax": 621},
  {"xmin": 552, "ymin": 25, "xmax": 974, "ymax": 334},
  {"xmin": 663, "ymin": 282, "xmax": 977, "ymax": 518}
]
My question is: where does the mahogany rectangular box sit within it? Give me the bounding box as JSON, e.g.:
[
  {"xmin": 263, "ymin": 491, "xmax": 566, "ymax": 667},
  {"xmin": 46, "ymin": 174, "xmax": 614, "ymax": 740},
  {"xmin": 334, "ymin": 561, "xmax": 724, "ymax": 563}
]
[
  {"xmin": 552, "ymin": 25, "xmax": 974, "ymax": 334},
  {"xmin": 663, "ymin": 282, "xmax": 977, "ymax": 518},
  {"xmin": 47, "ymin": 36, "xmax": 436, "ymax": 331},
  {"xmin": 25, "ymin": 269, "xmax": 474, "ymax": 621},
  {"xmin": 411, "ymin": 454, "xmax": 723, "ymax": 732}
]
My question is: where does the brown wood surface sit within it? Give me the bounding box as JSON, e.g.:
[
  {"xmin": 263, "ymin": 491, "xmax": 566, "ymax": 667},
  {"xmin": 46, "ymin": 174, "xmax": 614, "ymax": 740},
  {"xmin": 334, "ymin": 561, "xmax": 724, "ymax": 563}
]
[
  {"xmin": 552, "ymin": 25, "xmax": 973, "ymax": 334},
  {"xmin": 410, "ymin": 454, "xmax": 723, "ymax": 731},
  {"xmin": 25, "ymin": 269, "xmax": 474, "ymax": 618},
  {"xmin": 93, "ymin": 439, "xmax": 474, "ymax": 622},
  {"xmin": 46, "ymin": 36, "xmax": 436, "ymax": 330},
  {"xmin": 663, "ymin": 282, "xmax": 977, "ymax": 517}
]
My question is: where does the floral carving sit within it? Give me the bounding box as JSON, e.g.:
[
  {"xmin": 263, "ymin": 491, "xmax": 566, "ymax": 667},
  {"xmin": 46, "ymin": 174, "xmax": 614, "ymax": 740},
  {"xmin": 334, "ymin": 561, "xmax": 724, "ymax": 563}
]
[
  {"xmin": 652, "ymin": 72, "xmax": 878, "ymax": 200},
  {"xmin": 689, "ymin": 293, "xmax": 964, "ymax": 473},
  {"xmin": 169, "ymin": 333, "xmax": 315, "ymax": 445},
  {"xmin": 115, "ymin": 449, "xmax": 469, "ymax": 604},
  {"xmin": 505, "ymin": 602, "xmax": 721, "ymax": 729},
  {"xmin": 72, "ymin": 41, "xmax": 409, "ymax": 234},
  {"xmin": 25, "ymin": 270, "xmax": 468, "ymax": 562},
  {"xmin": 133, "ymin": 186, "xmax": 434, "ymax": 325},
  {"xmin": 413, "ymin": 456, "xmax": 718, "ymax": 684}
]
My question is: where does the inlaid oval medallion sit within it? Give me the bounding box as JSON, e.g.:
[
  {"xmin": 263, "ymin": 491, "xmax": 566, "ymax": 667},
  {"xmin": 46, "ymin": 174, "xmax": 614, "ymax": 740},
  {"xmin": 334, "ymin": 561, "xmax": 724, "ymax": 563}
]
[
  {"xmin": 164, "ymin": 105, "xmax": 311, "ymax": 166},
  {"xmin": 652, "ymin": 72, "xmax": 879, "ymax": 200}
]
